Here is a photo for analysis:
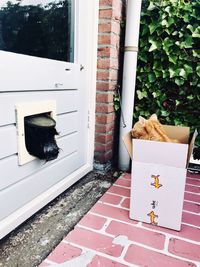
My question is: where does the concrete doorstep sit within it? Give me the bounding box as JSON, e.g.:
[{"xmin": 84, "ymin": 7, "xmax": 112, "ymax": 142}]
[{"xmin": 0, "ymin": 170, "xmax": 121, "ymax": 267}]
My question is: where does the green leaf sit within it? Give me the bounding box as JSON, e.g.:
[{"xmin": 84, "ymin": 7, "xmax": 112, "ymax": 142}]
[
  {"xmin": 149, "ymin": 22, "xmax": 158, "ymax": 34},
  {"xmin": 192, "ymin": 50, "xmax": 200, "ymax": 58},
  {"xmin": 169, "ymin": 67, "xmax": 179, "ymax": 78},
  {"xmin": 148, "ymin": 73, "xmax": 156, "ymax": 83},
  {"xmin": 187, "ymin": 95, "xmax": 194, "ymax": 100},
  {"xmin": 175, "ymin": 78, "xmax": 185, "ymax": 86},
  {"xmin": 184, "ymin": 64, "xmax": 193, "ymax": 75},
  {"xmin": 197, "ymin": 65, "xmax": 200, "ymax": 77},
  {"xmin": 192, "ymin": 26, "xmax": 200, "ymax": 38},
  {"xmin": 179, "ymin": 68, "xmax": 187, "ymax": 79},
  {"xmin": 147, "ymin": 2, "xmax": 156, "ymax": 11},
  {"xmin": 163, "ymin": 37, "xmax": 174, "ymax": 53},
  {"xmin": 168, "ymin": 54, "xmax": 177, "ymax": 64},
  {"xmin": 161, "ymin": 110, "xmax": 170, "ymax": 117},
  {"xmin": 136, "ymin": 90, "xmax": 147, "ymax": 100},
  {"xmin": 149, "ymin": 39, "xmax": 159, "ymax": 52}
]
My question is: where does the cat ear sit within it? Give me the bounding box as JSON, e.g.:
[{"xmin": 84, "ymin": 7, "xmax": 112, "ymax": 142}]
[
  {"xmin": 139, "ymin": 116, "xmax": 146, "ymax": 126},
  {"xmin": 150, "ymin": 114, "xmax": 158, "ymax": 121}
]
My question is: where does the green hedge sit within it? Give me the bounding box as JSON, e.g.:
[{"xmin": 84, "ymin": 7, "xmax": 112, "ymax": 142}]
[{"xmin": 134, "ymin": 0, "xmax": 200, "ymax": 134}]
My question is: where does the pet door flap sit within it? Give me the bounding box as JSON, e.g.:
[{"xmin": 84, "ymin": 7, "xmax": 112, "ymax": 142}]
[{"xmin": 24, "ymin": 114, "xmax": 60, "ymax": 162}]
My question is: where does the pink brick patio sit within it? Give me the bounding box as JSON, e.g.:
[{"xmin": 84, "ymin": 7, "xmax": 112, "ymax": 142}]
[{"xmin": 39, "ymin": 172, "xmax": 200, "ymax": 267}]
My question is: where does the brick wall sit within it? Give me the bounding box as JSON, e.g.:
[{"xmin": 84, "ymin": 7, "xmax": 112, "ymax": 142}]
[{"xmin": 95, "ymin": 0, "xmax": 125, "ymax": 169}]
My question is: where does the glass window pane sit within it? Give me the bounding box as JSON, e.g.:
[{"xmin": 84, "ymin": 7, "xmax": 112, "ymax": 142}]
[{"xmin": 0, "ymin": 0, "xmax": 74, "ymax": 62}]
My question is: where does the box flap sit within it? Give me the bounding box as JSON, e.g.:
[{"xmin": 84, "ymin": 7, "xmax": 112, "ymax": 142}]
[
  {"xmin": 163, "ymin": 125, "xmax": 190, "ymax": 144},
  {"xmin": 122, "ymin": 132, "xmax": 132, "ymax": 159}
]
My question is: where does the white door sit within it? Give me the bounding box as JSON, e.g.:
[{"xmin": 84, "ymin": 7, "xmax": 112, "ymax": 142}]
[{"xmin": 0, "ymin": 0, "xmax": 98, "ymax": 238}]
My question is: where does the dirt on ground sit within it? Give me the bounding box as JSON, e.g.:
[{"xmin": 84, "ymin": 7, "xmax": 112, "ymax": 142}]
[{"xmin": 0, "ymin": 170, "xmax": 122, "ymax": 267}]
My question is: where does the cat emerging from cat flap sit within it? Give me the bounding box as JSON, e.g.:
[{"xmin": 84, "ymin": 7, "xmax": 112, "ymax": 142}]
[{"xmin": 131, "ymin": 114, "xmax": 179, "ymax": 143}]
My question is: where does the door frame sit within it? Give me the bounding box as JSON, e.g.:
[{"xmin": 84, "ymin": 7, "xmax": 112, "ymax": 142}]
[{"xmin": 0, "ymin": 0, "xmax": 99, "ymax": 239}]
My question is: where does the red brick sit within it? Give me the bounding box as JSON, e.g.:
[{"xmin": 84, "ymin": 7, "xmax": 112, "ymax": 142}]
[
  {"xmin": 143, "ymin": 223, "xmax": 200, "ymax": 242},
  {"xmin": 98, "ymin": 23, "xmax": 112, "ymax": 33},
  {"xmin": 182, "ymin": 211, "xmax": 200, "ymax": 227},
  {"xmin": 183, "ymin": 201, "xmax": 200, "ymax": 213},
  {"xmin": 124, "ymin": 244, "xmax": 196, "ymax": 267},
  {"xmin": 112, "ymin": 1, "xmax": 123, "ymax": 20},
  {"xmin": 47, "ymin": 243, "xmax": 82, "ymax": 264},
  {"xmin": 91, "ymin": 202, "xmax": 138, "ymax": 225},
  {"xmin": 94, "ymin": 150, "xmax": 113, "ymax": 163},
  {"xmin": 99, "ymin": 9, "xmax": 113, "ymax": 19},
  {"xmin": 115, "ymin": 178, "xmax": 131, "ymax": 188},
  {"xmin": 121, "ymin": 198, "xmax": 130, "ymax": 209},
  {"xmin": 95, "ymin": 133, "xmax": 113, "ymax": 143},
  {"xmin": 97, "ymin": 58, "xmax": 119, "ymax": 70},
  {"xmin": 78, "ymin": 213, "xmax": 107, "ymax": 230},
  {"xmin": 110, "ymin": 33, "xmax": 120, "ymax": 47},
  {"xmin": 96, "ymin": 113, "xmax": 115, "ymax": 124},
  {"xmin": 106, "ymin": 220, "xmax": 165, "ymax": 250},
  {"xmin": 122, "ymin": 173, "xmax": 131, "ymax": 180},
  {"xmin": 184, "ymin": 192, "xmax": 200, "ymax": 203},
  {"xmin": 98, "ymin": 34, "xmax": 111, "ymax": 45},
  {"xmin": 97, "ymin": 58, "xmax": 110, "ymax": 69},
  {"xmin": 185, "ymin": 184, "xmax": 200, "ymax": 194},
  {"xmin": 97, "ymin": 70, "xmax": 110, "ymax": 80},
  {"xmin": 187, "ymin": 172, "xmax": 200, "ymax": 180},
  {"xmin": 97, "ymin": 69, "xmax": 118, "ymax": 81},
  {"xmin": 96, "ymin": 81, "xmax": 116, "ymax": 91},
  {"xmin": 111, "ymin": 20, "xmax": 121, "ymax": 35},
  {"xmin": 64, "ymin": 227, "xmax": 123, "ymax": 257},
  {"xmin": 99, "ymin": 0, "xmax": 113, "ymax": 5},
  {"xmin": 96, "ymin": 104, "xmax": 114, "ymax": 113},
  {"xmin": 95, "ymin": 122, "xmax": 115, "ymax": 134},
  {"xmin": 97, "ymin": 46, "xmax": 118, "ymax": 58},
  {"xmin": 88, "ymin": 255, "xmax": 128, "ymax": 267},
  {"xmin": 96, "ymin": 93, "xmax": 114, "ymax": 103},
  {"xmin": 109, "ymin": 69, "xmax": 118, "ymax": 80},
  {"xmin": 169, "ymin": 238, "xmax": 200, "ymax": 262},
  {"xmin": 100, "ymin": 193, "xmax": 122, "ymax": 205},
  {"xmin": 95, "ymin": 142, "xmax": 113, "ymax": 153},
  {"xmin": 107, "ymin": 185, "xmax": 130, "ymax": 197},
  {"xmin": 186, "ymin": 178, "xmax": 200, "ymax": 186}
]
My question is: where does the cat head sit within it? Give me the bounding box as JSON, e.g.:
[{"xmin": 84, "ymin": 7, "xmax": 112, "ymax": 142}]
[{"xmin": 131, "ymin": 114, "xmax": 160, "ymax": 139}]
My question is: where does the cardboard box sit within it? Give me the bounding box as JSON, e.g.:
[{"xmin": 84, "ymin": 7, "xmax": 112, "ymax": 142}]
[{"xmin": 123, "ymin": 125, "xmax": 193, "ymax": 231}]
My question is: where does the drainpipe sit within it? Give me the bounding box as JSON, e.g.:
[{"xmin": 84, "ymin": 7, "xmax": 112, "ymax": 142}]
[{"xmin": 118, "ymin": 0, "xmax": 142, "ymax": 171}]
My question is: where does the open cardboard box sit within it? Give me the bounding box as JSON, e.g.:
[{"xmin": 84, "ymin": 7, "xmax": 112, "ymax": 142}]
[{"xmin": 123, "ymin": 125, "xmax": 195, "ymax": 231}]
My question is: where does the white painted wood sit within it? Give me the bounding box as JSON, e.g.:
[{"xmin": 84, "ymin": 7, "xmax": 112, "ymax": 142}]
[
  {"xmin": 56, "ymin": 112, "xmax": 78, "ymax": 137},
  {"xmin": 0, "ymin": 112, "xmax": 78, "ymax": 160},
  {"xmin": 0, "ymin": 164, "xmax": 92, "ymax": 239},
  {"xmin": 0, "ymin": 151, "xmax": 83, "ymax": 221},
  {"xmin": 0, "ymin": 90, "xmax": 78, "ymax": 126},
  {"xmin": 75, "ymin": 0, "xmax": 99, "ymax": 166},
  {"xmin": 0, "ymin": 51, "xmax": 79, "ymax": 91},
  {"xmin": 0, "ymin": 132, "xmax": 78, "ymax": 191},
  {"xmin": 0, "ymin": 0, "xmax": 99, "ymax": 238},
  {"xmin": 0, "ymin": 125, "xmax": 17, "ymax": 159}
]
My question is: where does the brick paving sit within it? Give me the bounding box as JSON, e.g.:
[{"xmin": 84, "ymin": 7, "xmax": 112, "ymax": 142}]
[{"xmin": 39, "ymin": 172, "xmax": 200, "ymax": 267}]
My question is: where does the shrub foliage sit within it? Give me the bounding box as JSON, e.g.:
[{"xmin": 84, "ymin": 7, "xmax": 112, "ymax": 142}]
[{"xmin": 134, "ymin": 0, "xmax": 200, "ymax": 133}]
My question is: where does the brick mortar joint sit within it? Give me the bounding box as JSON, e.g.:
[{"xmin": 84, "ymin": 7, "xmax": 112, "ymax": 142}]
[{"xmin": 95, "ymin": 140, "xmax": 114, "ymax": 146}]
